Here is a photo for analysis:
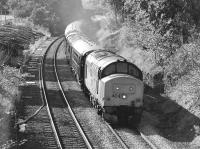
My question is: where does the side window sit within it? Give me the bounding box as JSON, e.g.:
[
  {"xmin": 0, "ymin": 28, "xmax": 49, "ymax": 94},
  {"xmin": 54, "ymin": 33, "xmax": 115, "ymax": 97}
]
[{"xmin": 68, "ymin": 45, "xmax": 71, "ymax": 53}]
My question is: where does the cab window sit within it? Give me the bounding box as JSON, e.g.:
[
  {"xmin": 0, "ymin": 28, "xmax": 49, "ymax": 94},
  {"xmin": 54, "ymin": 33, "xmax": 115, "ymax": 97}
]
[
  {"xmin": 102, "ymin": 63, "xmax": 115, "ymax": 77},
  {"xmin": 117, "ymin": 62, "xmax": 127, "ymax": 73},
  {"xmin": 101, "ymin": 62, "xmax": 142, "ymax": 80},
  {"xmin": 128, "ymin": 64, "xmax": 140, "ymax": 78}
]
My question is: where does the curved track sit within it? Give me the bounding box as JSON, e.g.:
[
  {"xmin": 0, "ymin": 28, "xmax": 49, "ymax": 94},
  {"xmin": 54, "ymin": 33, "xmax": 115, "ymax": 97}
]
[
  {"xmin": 105, "ymin": 123, "xmax": 129, "ymax": 149},
  {"xmin": 40, "ymin": 37, "xmax": 92, "ymax": 148},
  {"xmin": 54, "ymin": 39, "xmax": 92, "ymax": 149},
  {"xmin": 55, "ymin": 38, "xmax": 131, "ymax": 149},
  {"xmin": 140, "ymin": 131, "xmax": 159, "ymax": 149},
  {"xmin": 40, "ymin": 37, "xmax": 159, "ymax": 149},
  {"xmin": 114, "ymin": 125, "xmax": 159, "ymax": 149},
  {"xmin": 40, "ymin": 37, "xmax": 63, "ymax": 149}
]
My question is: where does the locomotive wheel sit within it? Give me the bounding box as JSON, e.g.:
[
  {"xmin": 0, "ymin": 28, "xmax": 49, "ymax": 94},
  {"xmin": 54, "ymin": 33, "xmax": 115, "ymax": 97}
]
[
  {"xmin": 89, "ymin": 96, "xmax": 92, "ymax": 102},
  {"xmin": 90, "ymin": 96, "xmax": 95, "ymax": 107},
  {"xmin": 92, "ymin": 100, "xmax": 95, "ymax": 107},
  {"xmin": 97, "ymin": 107, "xmax": 103, "ymax": 115},
  {"xmin": 89, "ymin": 95, "xmax": 93, "ymax": 106},
  {"xmin": 94, "ymin": 100, "xmax": 98, "ymax": 108}
]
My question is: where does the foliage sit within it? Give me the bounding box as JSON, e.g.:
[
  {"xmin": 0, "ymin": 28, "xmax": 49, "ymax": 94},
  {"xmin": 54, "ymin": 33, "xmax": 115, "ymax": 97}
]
[
  {"xmin": 106, "ymin": 0, "xmax": 200, "ymax": 57},
  {"xmin": 0, "ymin": 65, "xmax": 24, "ymax": 114},
  {"xmin": 12, "ymin": 18, "xmax": 51, "ymax": 37},
  {"xmin": 164, "ymin": 39, "xmax": 200, "ymax": 89},
  {"xmin": 30, "ymin": 6, "xmax": 61, "ymax": 35},
  {"xmin": 0, "ymin": 0, "xmax": 8, "ymax": 6},
  {"xmin": 103, "ymin": 0, "xmax": 200, "ymax": 98},
  {"xmin": 7, "ymin": 0, "xmax": 84, "ymax": 36},
  {"xmin": 168, "ymin": 69, "xmax": 200, "ymax": 113},
  {"xmin": 0, "ymin": 24, "xmax": 44, "ymax": 66},
  {"xmin": 8, "ymin": 0, "xmax": 35, "ymax": 18}
]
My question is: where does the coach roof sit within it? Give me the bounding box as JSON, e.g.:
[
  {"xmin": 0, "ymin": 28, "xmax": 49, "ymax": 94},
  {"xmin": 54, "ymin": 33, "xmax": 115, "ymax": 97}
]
[{"xmin": 67, "ymin": 33, "xmax": 101, "ymax": 55}]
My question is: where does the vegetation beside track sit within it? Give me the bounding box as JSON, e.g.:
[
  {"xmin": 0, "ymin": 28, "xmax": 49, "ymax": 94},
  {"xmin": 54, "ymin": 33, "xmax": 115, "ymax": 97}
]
[
  {"xmin": 92, "ymin": 0, "xmax": 200, "ymax": 145},
  {"xmin": 0, "ymin": 15, "xmax": 51, "ymax": 147},
  {"xmin": 6, "ymin": 0, "xmax": 84, "ymax": 36}
]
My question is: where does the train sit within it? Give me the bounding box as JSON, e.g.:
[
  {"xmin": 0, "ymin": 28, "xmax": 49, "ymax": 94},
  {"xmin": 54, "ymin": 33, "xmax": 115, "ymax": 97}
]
[{"xmin": 65, "ymin": 21, "xmax": 144, "ymax": 125}]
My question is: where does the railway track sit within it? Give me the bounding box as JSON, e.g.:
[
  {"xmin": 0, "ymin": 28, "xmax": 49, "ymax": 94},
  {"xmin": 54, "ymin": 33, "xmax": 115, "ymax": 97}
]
[
  {"xmin": 140, "ymin": 131, "xmax": 159, "ymax": 149},
  {"xmin": 40, "ymin": 37, "xmax": 159, "ymax": 149},
  {"xmin": 55, "ymin": 38, "xmax": 131, "ymax": 149},
  {"xmin": 40, "ymin": 36, "xmax": 92, "ymax": 148},
  {"xmin": 39, "ymin": 37, "xmax": 64, "ymax": 148},
  {"xmin": 113, "ymin": 126, "xmax": 159, "ymax": 149}
]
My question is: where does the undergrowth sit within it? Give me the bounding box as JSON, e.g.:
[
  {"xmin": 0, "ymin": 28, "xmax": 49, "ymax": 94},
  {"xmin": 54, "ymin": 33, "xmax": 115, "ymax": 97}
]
[
  {"xmin": 0, "ymin": 66, "xmax": 25, "ymax": 115},
  {"xmin": 96, "ymin": 1, "xmax": 200, "ymax": 119},
  {"xmin": 11, "ymin": 18, "xmax": 51, "ymax": 37},
  {"xmin": 0, "ymin": 18, "xmax": 50, "ymax": 115},
  {"xmin": 23, "ymin": 36, "xmax": 49, "ymax": 65}
]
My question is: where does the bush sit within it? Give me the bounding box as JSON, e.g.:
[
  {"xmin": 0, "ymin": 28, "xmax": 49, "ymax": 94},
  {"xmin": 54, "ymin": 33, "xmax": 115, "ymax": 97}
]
[
  {"xmin": 164, "ymin": 40, "xmax": 200, "ymax": 91},
  {"xmin": 169, "ymin": 70, "xmax": 200, "ymax": 113},
  {"xmin": 0, "ymin": 66, "xmax": 24, "ymax": 114},
  {"xmin": 8, "ymin": 0, "xmax": 84, "ymax": 36}
]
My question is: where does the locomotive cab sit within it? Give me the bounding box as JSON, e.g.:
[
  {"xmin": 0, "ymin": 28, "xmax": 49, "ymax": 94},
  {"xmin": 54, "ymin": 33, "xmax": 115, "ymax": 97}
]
[
  {"xmin": 99, "ymin": 62, "xmax": 143, "ymax": 123},
  {"xmin": 85, "ymin": 50, "xmax": 143, "ymax": 123}
]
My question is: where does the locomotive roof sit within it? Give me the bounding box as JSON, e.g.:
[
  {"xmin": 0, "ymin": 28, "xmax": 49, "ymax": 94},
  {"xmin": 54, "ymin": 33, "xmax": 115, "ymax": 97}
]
[{"xmin": 88, "ymin": 50, "xmax": 127, "ymax": 70}]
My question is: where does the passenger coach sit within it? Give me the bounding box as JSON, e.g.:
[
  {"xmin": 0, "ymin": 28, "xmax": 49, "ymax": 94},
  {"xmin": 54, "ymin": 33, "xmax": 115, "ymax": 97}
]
[{"xmin": 65, "ymin": 30, "xmax": 100, "ymax": 84}]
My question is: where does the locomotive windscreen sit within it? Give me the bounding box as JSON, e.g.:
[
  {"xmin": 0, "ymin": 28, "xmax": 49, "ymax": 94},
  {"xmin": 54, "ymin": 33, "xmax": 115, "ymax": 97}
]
[{"xmin": 101, "ymin": 62, "xmax": 142, "ymax": 80}]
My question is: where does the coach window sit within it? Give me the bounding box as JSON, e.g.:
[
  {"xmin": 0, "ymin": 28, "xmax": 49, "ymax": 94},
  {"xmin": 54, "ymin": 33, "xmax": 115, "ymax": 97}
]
[
  {"xmin": 117, "ymin": 62, "xmax": 127, "ymax": 73},
  {"xmin": 68, "ymin": 45, "xmax": 71, "ymax": 53},
  {"xmin": 73, "ymin": 51, "xmax": 79, "ymax": 63}
]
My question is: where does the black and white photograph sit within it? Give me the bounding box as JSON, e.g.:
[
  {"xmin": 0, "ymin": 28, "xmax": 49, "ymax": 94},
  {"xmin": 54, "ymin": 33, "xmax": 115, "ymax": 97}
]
[{"xmin": 0, "ymin": 0, "xmax": 200, "ymax": 148}]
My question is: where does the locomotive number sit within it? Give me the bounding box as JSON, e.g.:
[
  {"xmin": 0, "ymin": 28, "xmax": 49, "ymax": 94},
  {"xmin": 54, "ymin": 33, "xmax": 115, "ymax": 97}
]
[{"xmin": 112, "ymin": 93, "xmax": 134, "ymax": 98}]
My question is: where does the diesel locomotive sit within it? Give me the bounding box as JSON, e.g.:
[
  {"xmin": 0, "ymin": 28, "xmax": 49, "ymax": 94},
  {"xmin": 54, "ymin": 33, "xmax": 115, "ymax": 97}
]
[{"xmin": 65, "ymin": 21, "xmax": 144, "ymax": 124}]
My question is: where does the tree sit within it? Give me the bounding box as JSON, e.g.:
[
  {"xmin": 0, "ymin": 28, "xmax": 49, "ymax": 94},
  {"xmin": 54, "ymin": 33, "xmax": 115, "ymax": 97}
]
[{"xmin": 0, "ymin": 0, "xmax": 8, "ymax": 6}]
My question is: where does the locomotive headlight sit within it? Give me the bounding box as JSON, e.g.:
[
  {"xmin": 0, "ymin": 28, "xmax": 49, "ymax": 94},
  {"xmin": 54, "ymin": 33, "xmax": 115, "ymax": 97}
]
[
  {"xmin": 121, "ymin": 93, "xmax": 127, "ymax": 99},
  {"xmin": 116, "ymin": 87, "xmax": 120, "ymax": 90}
]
